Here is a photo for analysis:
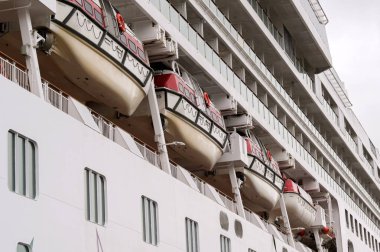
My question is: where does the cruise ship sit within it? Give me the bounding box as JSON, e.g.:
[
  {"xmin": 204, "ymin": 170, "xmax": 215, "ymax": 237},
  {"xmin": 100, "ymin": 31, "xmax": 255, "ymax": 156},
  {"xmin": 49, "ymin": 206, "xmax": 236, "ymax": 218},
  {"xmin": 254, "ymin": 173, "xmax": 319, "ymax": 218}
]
[{"xmin": 0, "ymin": 0, "xmax": 379, "ymax": 251}]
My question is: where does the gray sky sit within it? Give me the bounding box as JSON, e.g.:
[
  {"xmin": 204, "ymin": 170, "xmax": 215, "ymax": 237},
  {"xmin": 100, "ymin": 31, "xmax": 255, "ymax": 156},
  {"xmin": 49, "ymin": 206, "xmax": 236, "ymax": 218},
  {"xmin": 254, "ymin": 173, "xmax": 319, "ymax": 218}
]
[{"xmin": 319, "ymin": 0, "xmax": 380, "ymax": 148}]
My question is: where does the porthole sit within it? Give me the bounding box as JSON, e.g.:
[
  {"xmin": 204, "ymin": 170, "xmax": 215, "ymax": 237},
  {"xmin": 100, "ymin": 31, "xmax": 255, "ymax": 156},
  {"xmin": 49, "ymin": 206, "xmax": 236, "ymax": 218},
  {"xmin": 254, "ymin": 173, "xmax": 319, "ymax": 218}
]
[
  {"xmin": 234, "ymin": 219, "xmax": 243, "ymax": 238},
  {"xmin": 219, "ymin": 211, "xmax": 229, "ymax": 231}
]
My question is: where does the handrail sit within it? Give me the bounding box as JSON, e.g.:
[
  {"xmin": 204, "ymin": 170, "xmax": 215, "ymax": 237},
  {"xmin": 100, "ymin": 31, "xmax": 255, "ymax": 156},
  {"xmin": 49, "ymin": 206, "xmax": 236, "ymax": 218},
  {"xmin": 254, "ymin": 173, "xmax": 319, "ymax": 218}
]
[{"xmin": 308, "ymin": 0, "xmax": 329, "ymax": 25}]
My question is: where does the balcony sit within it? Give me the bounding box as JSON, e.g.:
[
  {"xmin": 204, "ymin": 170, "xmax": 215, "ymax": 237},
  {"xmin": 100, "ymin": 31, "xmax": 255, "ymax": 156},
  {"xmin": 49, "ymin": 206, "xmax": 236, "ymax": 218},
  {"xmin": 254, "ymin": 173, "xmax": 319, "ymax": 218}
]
[
  {"xmin": 145, "ymin": 0, "xmax": 380, "ymax": 209},
  {"xmin": 244, "ymin": 0, "xmax": 332, "ymax": 72}
]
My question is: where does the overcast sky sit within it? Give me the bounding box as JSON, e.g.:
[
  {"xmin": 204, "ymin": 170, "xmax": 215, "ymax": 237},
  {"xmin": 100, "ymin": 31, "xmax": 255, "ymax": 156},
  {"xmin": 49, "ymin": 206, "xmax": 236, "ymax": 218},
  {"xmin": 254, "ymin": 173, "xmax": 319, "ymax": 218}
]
[{"xmin": 319, "ymin": 0, "xmax": 380, "ymax": 148}]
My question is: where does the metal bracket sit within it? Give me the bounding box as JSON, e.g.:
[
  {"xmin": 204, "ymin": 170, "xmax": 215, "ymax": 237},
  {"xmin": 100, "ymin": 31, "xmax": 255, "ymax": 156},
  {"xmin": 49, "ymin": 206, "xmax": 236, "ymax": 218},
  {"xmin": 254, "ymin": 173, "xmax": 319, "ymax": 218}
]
[
  {"xmin": 147, "ymin": 86, "xmax": 171, "ymax": 174},
  {"xmin": 33, "ymin": 30, "xmax": 45, "ymax": 48}
]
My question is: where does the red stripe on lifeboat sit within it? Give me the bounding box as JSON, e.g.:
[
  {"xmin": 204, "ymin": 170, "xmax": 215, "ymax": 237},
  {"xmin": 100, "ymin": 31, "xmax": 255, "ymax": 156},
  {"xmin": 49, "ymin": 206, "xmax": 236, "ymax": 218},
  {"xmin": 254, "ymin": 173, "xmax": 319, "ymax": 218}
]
[
  {"xmin": 245, "ymin": 138, "xmax": 253, "ymax": 154},
  {"xmin": 154, "ymin": 74, "xmax": 179, "ymax": 92},
  {"xmin": 283, "ymin": 179, "xmax": 299, "ymax": 193}
]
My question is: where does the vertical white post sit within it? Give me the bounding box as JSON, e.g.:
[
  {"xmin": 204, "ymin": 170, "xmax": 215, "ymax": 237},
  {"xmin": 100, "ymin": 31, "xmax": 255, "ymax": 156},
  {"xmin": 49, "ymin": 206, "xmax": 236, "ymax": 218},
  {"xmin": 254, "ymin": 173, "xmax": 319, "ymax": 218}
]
[
  {"xmin": 18, "ymin": 8, "xmax": 44, "ymax": 97},
  {"xmin": 327, "ymin": 195, "xmax": 333, "ymax": 226},
  {"xmin": 228, "ymin": 166, "xmax": 245, "ymax": 218},
  {"xmin": 313, "ymin": 229, "xmax": 323, "ymax": 252},
  {"xmin": 279, "ymin": 194, "xmax": 295, "ymax": 248},
  {"xmin": 147, "ymin": 85, "xmax": 171, "ymax": 174}
]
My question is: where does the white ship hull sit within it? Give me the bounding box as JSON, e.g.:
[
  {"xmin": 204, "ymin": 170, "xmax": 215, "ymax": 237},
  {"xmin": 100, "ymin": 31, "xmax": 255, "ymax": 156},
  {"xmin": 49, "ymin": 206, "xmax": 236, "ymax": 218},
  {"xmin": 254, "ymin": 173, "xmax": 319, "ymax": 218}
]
[
  {"xmin": 0, "ymin": 78, "xmax": 301, "ymax": 252},
  {"xmin": 1, "ymin": 0, "xmax": 379, "ymax": 251}
]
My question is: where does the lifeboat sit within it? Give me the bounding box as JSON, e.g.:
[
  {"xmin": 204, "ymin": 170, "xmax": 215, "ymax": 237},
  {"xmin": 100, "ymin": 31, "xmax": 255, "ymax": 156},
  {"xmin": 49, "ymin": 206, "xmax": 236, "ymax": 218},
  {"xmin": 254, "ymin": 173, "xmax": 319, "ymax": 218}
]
[
  {"xmin": 241, "ymin": 133, "xmax": 284, "ymax": 211},
  {"xmin": 272, "ymin": 179, "xmax": 317, "ymax": 228},
  {"xmin": 200, "ymin": 130, "xmax": 283, "ymax": 212},
  {"xmin": 150, "ymin": 62, "xmax": 228, "ymax": 170},
  {"xmin": 46, "ymin": 0, "xmax": 153, "ymax": 115}
]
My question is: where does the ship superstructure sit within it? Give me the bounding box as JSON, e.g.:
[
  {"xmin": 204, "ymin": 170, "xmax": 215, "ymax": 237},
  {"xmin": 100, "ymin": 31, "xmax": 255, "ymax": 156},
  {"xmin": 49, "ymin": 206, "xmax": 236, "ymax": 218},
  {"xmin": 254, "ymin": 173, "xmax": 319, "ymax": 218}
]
[{"xmin": 0, "ymin": 0, "xmax": 379, "ymax": 252}]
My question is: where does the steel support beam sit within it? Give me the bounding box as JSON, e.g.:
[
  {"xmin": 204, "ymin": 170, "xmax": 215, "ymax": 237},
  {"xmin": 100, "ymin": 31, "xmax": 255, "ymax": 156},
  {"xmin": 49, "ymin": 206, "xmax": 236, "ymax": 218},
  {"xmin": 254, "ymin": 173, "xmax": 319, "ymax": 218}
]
[
  {"xmin": 313, "ymin": 229, "xmax": 323, "ymax": 252},
  {"xmin": 228, "ymin": 165, "xmax": 245, "ymax": 218},
  {"xmin": 279, "ymin": 194, "xmax": 295, "ymax": 248},
  {"xmin": 18, "ymin": 8, "xmax": 44, "ymax": 97},
  {"xmin": 147, "ymin": 85, "xmax": 171, "ymax": 174}
]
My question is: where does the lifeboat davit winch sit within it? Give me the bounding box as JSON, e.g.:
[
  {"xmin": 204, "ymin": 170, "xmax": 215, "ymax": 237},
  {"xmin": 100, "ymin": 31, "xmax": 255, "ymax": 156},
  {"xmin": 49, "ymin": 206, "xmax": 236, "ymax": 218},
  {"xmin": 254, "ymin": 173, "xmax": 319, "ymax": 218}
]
[
  {"xmin": 271, "ymin": 179, "xmax": 317, "ymax": 228},
  {"xmin": 47, "ymin": 0, "xmax": 153, "ymax": 116},
  {"xmin": 151, "ymin": 62, "xmax": 228, "ymax": 170},
  {"xmin": 240, "ymin": 133, "xmax": 284, "ymax": 211}
]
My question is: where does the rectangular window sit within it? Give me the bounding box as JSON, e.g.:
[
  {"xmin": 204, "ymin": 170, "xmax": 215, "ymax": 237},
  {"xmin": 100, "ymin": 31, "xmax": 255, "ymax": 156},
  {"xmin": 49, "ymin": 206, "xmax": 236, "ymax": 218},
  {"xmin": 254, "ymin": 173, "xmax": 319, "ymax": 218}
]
[
  {"xmin": 359, "ymin": 223, "xmax": 363, "ymax": 240},
  {"xmin": 94, "ymin": 10, "xmax": 103, "ymax": 24},
  {"xmin": 84, "ymin": 1, "xmax": 93, "ymax": 14},
  {"xmin": 364, "ymin": 228, "xmax": 367, "ymax": 244},
  {"xmin": 120, "ymin": 34, "xmax": 127, "ymax": 45},
  {"xmin": 350, "ymin": 215, "xmax": 354, "ymax": 232},
  {"xmin": 85, "ymin": 168, "xmax": 106, "ymax": 225},
  {"xmin": 220, "ymin": 235, "xmax": 231, "ymax": 252},
  {"xmin": 138, "ymin": 48, "xmax": 146, "ymax": 61},
  {"xmin": 185, "ymin": 218, "xmax": 199, "ymax": 252},
  {"xmin": 372, "ymin": 236, "xmax": 375, "ymax": 251},
  {"xmin": 369, "ymin": 232, "xmax": 372, "ymax": 248},
  {"xmin": 8, "ymin": 130, "xmax": 37, "ymax": 199},
  {"xmin": 345, "ymin": 210, "xmax": 349, "ymax": 228},
  {"xmin": 354, "ymin": 219, "xmax": 358, "ymax": 236},
  {"xmin": 128, "ymin": 40, "xmax": 137, "ymax": 53},
  {"xmin": 142, "ymin": 196, "xmax": 159, "ymax": 245}
]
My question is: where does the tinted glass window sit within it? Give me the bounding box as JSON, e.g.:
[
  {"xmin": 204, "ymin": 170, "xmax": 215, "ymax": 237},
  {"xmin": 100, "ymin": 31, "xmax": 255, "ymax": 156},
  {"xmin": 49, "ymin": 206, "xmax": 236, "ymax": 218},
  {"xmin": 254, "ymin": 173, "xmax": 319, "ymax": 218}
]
[
  {"xmin": 75, "ymin": 0, "xmax": 83, "ymax": 6},
  {"xmin": 84, "ymin": 1, "xmax": 93, "ymax": 14},
  {"xmin": 178, "ymin": 83, "xmax": 184, "ymax": 93},
  {"xmin": 94, "ymin": 10, "xmax": 103, "ymax": 24},
  {"xmin": 184, "ymin": 89, "xmax": 190, "ymax": 98},
  {"xmin": 120, "ymin": 35, "xmax": 127, "ymax": 45},
  {"xmin": 128, "ymin": 40, "xmax": 137, "ymax": 53},
  {"xmin": 138, "ymin": 48, "xmax": 145, "ymax": 61}
]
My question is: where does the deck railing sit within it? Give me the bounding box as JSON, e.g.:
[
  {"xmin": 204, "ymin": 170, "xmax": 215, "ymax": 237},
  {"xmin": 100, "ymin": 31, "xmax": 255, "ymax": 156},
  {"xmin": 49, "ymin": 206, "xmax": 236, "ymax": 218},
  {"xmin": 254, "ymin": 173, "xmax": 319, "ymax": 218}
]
[
  {"xmin": 0, "ymin": 55, "xmax": 30, "ymax": 90},
  {"xmin": 42, "ymin": 81, "xmax": 69, "ymax": 113}
]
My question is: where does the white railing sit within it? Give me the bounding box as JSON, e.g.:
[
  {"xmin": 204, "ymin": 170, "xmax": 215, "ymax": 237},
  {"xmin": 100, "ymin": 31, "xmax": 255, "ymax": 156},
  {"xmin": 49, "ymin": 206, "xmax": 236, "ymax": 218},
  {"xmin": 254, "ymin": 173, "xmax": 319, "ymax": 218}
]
[
  {"xmin": 190, "ymin": 172, "xmax": 237, "ymax": 213},
  {"xmin": 42, "ymin": 81, "xmax": 69, "ymax": 113},
  {"xmin": 345, "ymin": 130, "xmax": 358, "ymax": 154},
  {"xmin": 0, "ymin": 55, "xmax": 30, "ymax": 90},
  {"xmin": 0, "ymin": 55, "xmax": 69, "ymax": 114},
  {"xmin": 321, "ymin": 98, "xmax": 338, "ymax": 125},
  {"xmin": 91, "ymin": 112, "xmax": 116, "ymax": 141},
  {"xmin": 134, "ymin": 139, "xmax": 161, "ymax": 167}
]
